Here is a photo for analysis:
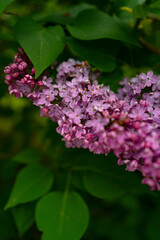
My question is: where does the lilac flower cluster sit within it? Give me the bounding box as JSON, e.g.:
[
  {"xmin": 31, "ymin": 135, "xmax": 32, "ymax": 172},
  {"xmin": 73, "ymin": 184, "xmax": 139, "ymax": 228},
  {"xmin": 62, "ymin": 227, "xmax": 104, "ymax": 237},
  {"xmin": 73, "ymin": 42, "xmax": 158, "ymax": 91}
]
[
  {"xmin": 117, "ymin": 71, "xmax": 160, "ymax": 127},
  {"xmin": 4, "ymin": 49, "xmax": 160, "ymax": 191}
]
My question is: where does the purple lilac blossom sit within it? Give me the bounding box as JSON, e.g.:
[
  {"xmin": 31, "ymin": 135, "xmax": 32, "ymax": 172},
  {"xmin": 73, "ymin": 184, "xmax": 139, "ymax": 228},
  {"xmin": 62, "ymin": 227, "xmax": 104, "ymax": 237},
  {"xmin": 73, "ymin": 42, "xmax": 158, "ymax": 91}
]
[
  {"xmin": 4, "ymin": 49, "xmax": 160, "ymax": 191},
  {"xmin": 117, "ymin": 70, "xmax": 160, "ymax": 128}
]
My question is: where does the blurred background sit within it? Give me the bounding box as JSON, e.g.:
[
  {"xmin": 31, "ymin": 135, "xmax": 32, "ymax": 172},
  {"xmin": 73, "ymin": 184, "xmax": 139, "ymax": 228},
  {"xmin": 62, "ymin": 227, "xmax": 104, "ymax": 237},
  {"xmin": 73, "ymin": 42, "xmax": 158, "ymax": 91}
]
[{"xmin": 1, "ymin": 0, "xmax": 160, "ymax": 239}]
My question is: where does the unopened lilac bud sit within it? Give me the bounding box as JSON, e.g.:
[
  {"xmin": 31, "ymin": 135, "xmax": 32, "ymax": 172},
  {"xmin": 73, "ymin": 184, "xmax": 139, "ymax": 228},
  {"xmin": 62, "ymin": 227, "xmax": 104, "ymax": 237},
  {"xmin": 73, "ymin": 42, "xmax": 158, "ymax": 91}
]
[
  {"xmin": 37, "ymin": 81, "xmax": 44, "ymax": 86},
  {"xmin": 20, "ymin": 78, "xmax": 27, "ymax": 84},
  {"xmin": 4, "ymin": 66, "xmax": 12, "ymax": 74},
  {"xmin": 18, "ymin": 47, "xmax": 24, "ymax": 55},
  {"xmin": 145, "ymin": 142, "xmax": 152, "ymax": 148},
  {"xmin": 129, "ymin": 133, "xmax": 137, "ymax": 141},
  {"xmin": 133, "ymin": 122, "xmax": 140, "ymax": 129},
  {"xmin": 12, "ymin": 72, "xmax": 19, "ymax": 78},
  {"xmin": 5, "ymin": 75, "xmax": 12, "ymax": 81},
  {"xmin": 11, "ymin": 63, "xmax": 17, "ymax": 69},
  {"xmin": 157, "ymin": 158, "xmax": 160, "ymax": 164},
  {"xmin": 16, "ymin": 57, "xmax": 23, "ymax": 63},
  {"xmin": 156, "ymin": 169, "xmax": 160, "ymax": 179},
  {"xmin": 25, "ymin": 74, "xmax": 32, "ymax": 79},
  {"xmin": 86, "ymin": 133, "xmax": 93, "ymax": 140},
  {"xmin": 29, "ymin": 81, "xmax": 35, "ymax": 88},
  {"xmin": 14, "ymin": 53, "xmax": 19, "ymax": 62},
  {"xmin": 18, "ymin": 61, "xmax": 27, "ymax": 71},
  {"xmin": 31, "ymin": 68, "xmax": 35, "ymax": 74},
  {"xmin": 42, "ymin": 107, "xmax": 49, "ymax": 113}
]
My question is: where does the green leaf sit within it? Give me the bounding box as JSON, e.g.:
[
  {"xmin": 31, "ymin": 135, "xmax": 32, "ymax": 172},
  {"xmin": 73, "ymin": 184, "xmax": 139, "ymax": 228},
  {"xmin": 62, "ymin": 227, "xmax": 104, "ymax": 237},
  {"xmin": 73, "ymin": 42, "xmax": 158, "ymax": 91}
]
[
  {"xmin": 38, "ymin": 3, "xmax": 96, "ymax": 25},
  {"xmin": 83, "ymin": 155, "xmax": 127, "ymax": 199},
  {"xmin": 35, "ymin": 191, "xmax": 89, "ymax": 240},
  {"xmin": 84, "ymin": 171, "xmax": 126, "ymax": 199},
  {"xmin": 68, "ymin": 3, "xmax": 96, "ymax": 18},
  {"xmin": 114, "ymin": 0, "xmax": 146, "ymax": 8},
  {"xmin": 149, "ymin": 0, "xmax": 160, "ymax": 15},
  {"xmin": 133, "ymin": 4, "xmax": 149, "ymax": 18},
  {"xmin": 83, "ymin": 153, "xmax": 150, "ymax": 199},
  {"xmin": 12, "ymin": 147, "xmax": 42, "ymax": 164},
  {"xmin": 14, "ymin": 18, "xmax": 65, "ymax": 78},
  {"xmin": 12, "ymin": 202, "xmax": 35, "ymax": 236},
  {"xmin": 67, "ymin": 37, "xmax": 117, "ymax": 72},
  {"xmin": 150, "ymin": 1, "xmax": 160, "ymax": 10},
  {"xmin": 0, "ymin": 0, "xmax": 14, "ymax": 14},
  {"xmin": 67, "ymin": 9, "xmax": 140, "ymax": 46},
  {"xmin": 5, "ymin": 163, "xmax": 54, "ymax": 210}
]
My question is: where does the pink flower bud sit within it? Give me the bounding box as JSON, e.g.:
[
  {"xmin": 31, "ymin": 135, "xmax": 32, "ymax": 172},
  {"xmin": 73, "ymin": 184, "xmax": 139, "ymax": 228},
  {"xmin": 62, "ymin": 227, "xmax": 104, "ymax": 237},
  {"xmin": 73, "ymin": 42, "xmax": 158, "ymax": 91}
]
[
  {"xmin": 86, "ymin": 133, "xmax": 93, "ymax": 140},
  {"xmin": 20, "ymin": 78, "xmax": 27, "ymax": 84},
  {"xmin": 145, "ymin": 142, "xmax": 152, "ymax": 148},
  {"xmin": 42, "ymin": 108, "xmax": 49, "ymax": 113},
  {"xmin": 18, "ymin": 61, "xmax": 27, "ymax": 71},
  {"xmin": 129, "ymin": 133, "xmax": 137, "ymax": 141},
  {"xmin": 133, "ymin": 122, "xmax": 140, "ymax": 129},
  {"xmin": 10, "ymin": 63, "xmax": 17, "ymax": 69},
  {"xmin": 37, "ymin": 81, "xmax": 44, "ymax": 86},
  {"xmin": 12, "ymin": 72, "xmax": 19, "ymax": 78},
  {"xmin": 25, "ymin": 74, "xmax": 32, "ymax": 79},
  {"xmin": 31, "ymin": 68, "xmax": 35, "ymax": 74},
  {"xmin": 18, "ymin": 47, "xmax": 24, "ymax": 55},
  {"xmin": 4, "ymin": 66, "xmax": 12, "ymax": 74},
  {"xmin": 156, "ymin": 169, "xmax": 160, "ymax": 178},
  {"xmin": 29, "ymin": 81, "xmax": 35, "ymax": 88},
  {"xmin": 157, "ymin": 158, "xmax": 160, "ymax": 165},
  {"xmin": 16, "ymin": 57, "xmax": 23, "ymax": 63},
  {"xmin": 5, "ymin": 75, "xmax": 12, "ymax": 81}
]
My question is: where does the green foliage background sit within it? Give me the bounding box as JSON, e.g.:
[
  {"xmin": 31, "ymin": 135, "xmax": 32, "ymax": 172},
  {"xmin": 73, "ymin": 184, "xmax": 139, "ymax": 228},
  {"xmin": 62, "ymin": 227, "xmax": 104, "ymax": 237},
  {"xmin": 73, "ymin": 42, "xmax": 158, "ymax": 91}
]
[{"xmin": 1, "ymin": 0, "xmax": 160, "ymax": 239}]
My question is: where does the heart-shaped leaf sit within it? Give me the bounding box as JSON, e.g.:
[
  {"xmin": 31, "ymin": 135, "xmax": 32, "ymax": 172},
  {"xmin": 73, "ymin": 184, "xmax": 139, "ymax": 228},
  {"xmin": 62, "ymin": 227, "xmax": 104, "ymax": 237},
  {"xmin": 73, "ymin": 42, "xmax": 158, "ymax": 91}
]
[
  {"xmin": 5, "ymin": 163, "xmax": 54, "ymax": 210},
  {"xmin": 14, "ymin": 18, "xmax": 65, "ymax": 78},
  {"xmin": 36, "ymin": 191, "xmax": 89, "ymax": 240}
]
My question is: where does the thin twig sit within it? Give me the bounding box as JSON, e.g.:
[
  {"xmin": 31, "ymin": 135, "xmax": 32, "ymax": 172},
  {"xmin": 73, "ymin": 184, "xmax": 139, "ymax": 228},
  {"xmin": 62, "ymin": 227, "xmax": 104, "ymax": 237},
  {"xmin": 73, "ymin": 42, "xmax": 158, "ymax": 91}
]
[
  {"xmin": 3, "ymin": 11, "xmax": 23, "ymax": 17},
  {"xmin": 139, "ymin": 37, "xmax": 160, "ymax": 56},
  {"xmin": 147, "ymin": 12, "xmax": 160, "ymax": 21}
]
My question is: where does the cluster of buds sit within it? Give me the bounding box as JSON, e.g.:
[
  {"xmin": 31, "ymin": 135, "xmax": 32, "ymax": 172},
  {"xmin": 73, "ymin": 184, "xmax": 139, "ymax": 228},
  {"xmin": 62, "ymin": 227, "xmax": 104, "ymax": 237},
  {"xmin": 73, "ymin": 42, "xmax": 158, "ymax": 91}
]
[{"xmin": 4, "ymin": 48, "xmax": 35, "ymax": 98}]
